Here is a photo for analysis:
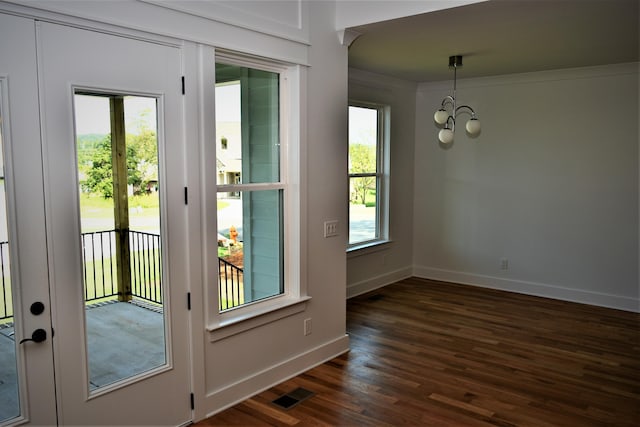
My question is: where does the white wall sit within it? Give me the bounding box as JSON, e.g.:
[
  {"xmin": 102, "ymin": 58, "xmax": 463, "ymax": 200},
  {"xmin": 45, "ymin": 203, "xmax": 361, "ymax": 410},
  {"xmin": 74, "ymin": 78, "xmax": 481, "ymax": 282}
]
[
  {"xmin": 346, "ymin": 68, "xmax": 416, "ymax": 296},
  {"xmin": 413, "ymin": 63, "xmax": 639, "ymax": 312},
  {"xmin": 201, "ymin": 0, "xmax": 350, "ymax": 414},
  {"xmin": 197, "ymin": 0, "xmax": 351, "ymax": 417}
]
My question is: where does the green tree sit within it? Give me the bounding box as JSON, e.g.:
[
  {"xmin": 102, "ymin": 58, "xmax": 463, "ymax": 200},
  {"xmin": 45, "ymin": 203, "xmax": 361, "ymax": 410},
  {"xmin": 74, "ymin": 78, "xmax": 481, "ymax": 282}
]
[
  {"xmin": 127, "ymin": 128, "xmax": 158, "ymax": 194},
  {"xmin": 349, "ymin": 143, "xmax": 376, "ymax": 205},
  {"xmin": 82, "ymin": 128, "xmax": 158, "ymax": 199},
  {"xmin": 82, "ymin": 135, "xmax": 114, "ymax": 199}
]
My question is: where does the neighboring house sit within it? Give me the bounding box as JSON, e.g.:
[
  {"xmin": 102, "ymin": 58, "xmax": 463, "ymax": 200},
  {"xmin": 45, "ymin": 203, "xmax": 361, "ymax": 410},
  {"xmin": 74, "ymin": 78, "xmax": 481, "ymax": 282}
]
[{"xmin": 216, "ymin": 120, "xmax": 242, "ymax": 196}]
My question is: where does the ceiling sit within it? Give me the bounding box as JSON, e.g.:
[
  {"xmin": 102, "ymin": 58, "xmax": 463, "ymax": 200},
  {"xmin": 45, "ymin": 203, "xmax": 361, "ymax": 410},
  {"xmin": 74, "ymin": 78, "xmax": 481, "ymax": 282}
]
[{"xmin": 347, "ymin": 0, "xmax": 639, "ymax": 82}]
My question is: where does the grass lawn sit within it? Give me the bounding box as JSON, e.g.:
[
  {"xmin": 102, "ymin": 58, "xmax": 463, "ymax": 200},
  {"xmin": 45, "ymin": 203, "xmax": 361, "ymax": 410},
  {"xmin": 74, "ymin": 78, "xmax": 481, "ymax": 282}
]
[
  {"xmin": 80, "ymin": 193, "xmax": 230, "ymax": 229},
  {"xmin": 80, "ymin": 193, "xmax": 159, "ymax": 218}
]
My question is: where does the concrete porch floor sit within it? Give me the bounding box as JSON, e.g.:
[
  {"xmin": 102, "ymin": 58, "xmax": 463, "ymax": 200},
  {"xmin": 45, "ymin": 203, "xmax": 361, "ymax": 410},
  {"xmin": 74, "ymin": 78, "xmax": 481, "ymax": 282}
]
[{"xmin": 0, "ymin": 301, "xmax": 164, "ymax": 423}]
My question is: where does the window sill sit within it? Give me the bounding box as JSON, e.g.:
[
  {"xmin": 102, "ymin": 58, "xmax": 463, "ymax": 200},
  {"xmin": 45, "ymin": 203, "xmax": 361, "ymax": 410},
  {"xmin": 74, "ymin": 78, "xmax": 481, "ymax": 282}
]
[
  {"xmin": 206, "ymin": 296, "xmax": 311, "ymax": 342},
  {"xmin": 347, "ymin": 239, "xmax": 392, "ymax": 258}
]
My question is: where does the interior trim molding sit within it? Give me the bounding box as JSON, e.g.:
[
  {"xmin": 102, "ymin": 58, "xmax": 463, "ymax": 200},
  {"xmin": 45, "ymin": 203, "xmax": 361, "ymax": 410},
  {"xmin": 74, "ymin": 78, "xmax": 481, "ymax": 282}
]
[
  {"xmin": 201, "ymin": 335, "xmax": 350, "ymax": 420},
  {"xmin": 413, "ymin": 265, "xmax": 640, "ymax": 313},
  {"xmin": 347, "ymin": 266, "xmax": 413, "ymax": 299}
]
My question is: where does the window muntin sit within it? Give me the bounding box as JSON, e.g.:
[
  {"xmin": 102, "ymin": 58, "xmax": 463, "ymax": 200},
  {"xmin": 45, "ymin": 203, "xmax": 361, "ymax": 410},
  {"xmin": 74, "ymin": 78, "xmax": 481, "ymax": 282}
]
[
  {"xmin": 348, "ymin": 103, "xmax": 389, "ymax": 248},
  {"xmin": 215, "ymin": 62, "xmax": 284, "ymax": 312}
]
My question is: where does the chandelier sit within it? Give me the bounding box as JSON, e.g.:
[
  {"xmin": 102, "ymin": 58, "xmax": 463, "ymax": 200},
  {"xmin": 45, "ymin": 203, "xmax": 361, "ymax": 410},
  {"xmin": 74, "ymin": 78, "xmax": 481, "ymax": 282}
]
[{"xmin": 433, "ymin": 55, "xmax": 481, "ymax": 144}]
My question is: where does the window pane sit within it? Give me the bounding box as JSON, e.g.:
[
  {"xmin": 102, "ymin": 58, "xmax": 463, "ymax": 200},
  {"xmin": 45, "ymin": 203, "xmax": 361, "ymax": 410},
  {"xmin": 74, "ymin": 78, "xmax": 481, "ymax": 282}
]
[
  {"xmin": 349, "ymin": 103, "xmax": 388, "ymax": 248},
  {"xmin": 215, "ymin": 63, "xmax": 280, "ymax": 184},
  {"xmin": 349, "ymin": 106, "xmax": 377, "ymax": 174},
  {"xmin": 217, "ymin": 189, "xmax": 283, "ymax": 311},
  {"xmin": 0, "ymin": 84, "xmax": 20, "ymax": 423},
  {"xmin": 74, "ymin": 93, "xmax": 166, "ymax": 392},
  {"xmin": 349, "ymin": 176, "xmax": 378, "ymax": 244}
]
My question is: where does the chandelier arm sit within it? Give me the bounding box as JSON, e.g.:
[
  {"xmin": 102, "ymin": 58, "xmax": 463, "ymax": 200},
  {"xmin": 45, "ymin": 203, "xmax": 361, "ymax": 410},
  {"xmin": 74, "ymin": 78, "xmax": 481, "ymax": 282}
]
[
  {"xmin": 455, "ymin": 104, "xmax": 477, "ymax": 118},
  {"xmin": 446, "ymin": 115, "xmax": 455, "ymax": 130},
  {"xmin": 440, "ymin": 95, "xmax": 455, "ymax": 109}
]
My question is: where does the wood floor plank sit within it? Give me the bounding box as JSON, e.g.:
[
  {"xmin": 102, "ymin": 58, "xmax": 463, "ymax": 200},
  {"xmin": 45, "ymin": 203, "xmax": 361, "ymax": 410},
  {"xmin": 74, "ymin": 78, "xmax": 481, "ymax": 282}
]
[{"xmin": 195, "ymin": 278, "xmax": 640, "ymax": 426}]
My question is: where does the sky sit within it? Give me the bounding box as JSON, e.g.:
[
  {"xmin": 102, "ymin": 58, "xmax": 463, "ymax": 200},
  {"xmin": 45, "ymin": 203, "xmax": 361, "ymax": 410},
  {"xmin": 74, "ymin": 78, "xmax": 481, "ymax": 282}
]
[
  {"xmin": 215, "ymin": 83, "xmax": 241, "ymax": 122},
  {"xmin": 75, "ymin": 84, "xmax": 242, "ymax": 136},
  {"xmin": 74, "ymin": 95, "xmax": 158, "ymax": 135},
  {"xmin": 349, "ymin": 105, "xmax": 377, "ymax": 146}
]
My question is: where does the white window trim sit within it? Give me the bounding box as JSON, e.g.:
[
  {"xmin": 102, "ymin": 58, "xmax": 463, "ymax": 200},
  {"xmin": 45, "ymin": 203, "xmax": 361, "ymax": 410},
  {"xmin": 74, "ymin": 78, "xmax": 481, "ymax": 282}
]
[
  {"xmin": 347, "ymin": 101, "xmax": 390, "ymax": 252},
  {"xmin": 203, "ymin": 48, "xmax": 306, "ymax": 341}
]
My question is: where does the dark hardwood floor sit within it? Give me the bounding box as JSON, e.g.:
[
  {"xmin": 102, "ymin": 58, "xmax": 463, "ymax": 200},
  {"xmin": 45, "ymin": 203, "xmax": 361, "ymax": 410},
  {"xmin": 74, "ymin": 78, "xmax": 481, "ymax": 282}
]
[{"xmin": 196, "ymin": 277, "xmax": 640, "ymax": 426}]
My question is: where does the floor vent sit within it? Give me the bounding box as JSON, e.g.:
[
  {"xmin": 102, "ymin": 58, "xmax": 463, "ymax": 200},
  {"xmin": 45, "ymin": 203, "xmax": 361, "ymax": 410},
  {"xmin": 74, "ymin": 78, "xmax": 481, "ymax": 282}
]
[
  {"xmin": 368, "ymin": 294, "xmax": 384, "ymax": 301},
  {"xmin": 272, "ymin": 387, "xmax": 315, "ymax": 410}
]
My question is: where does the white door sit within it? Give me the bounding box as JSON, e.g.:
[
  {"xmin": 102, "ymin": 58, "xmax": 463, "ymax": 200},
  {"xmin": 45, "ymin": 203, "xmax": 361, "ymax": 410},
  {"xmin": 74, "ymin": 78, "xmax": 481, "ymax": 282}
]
[
  {"xmin": 0, "ymin": 18, "xmax": 192, "ymax": 425},
  {"xmin": 38, "ymin": 21, "xmax": 192, "ymax": 426},
  {"xmin": 0, "ymin": 13, "xmax": 57, "ymax": 426}
]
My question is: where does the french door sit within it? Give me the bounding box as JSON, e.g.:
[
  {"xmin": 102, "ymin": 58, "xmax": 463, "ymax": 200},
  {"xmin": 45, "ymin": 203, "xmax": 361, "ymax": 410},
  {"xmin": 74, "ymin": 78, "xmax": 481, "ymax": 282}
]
[
  {"xmin": 1, "ymin": 15, "xmax": 191, "ymax": 426},
  {"xmin": 0, "ymin": 13, "xmax": 57, "ymax": 426}
]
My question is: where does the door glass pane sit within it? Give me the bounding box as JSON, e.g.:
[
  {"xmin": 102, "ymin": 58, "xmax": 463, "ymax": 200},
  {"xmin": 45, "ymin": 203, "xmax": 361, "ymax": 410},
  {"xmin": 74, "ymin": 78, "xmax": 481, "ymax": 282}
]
[
  {"xmin": 0, "ymin": 85, "xmax": 20, "ymax": 423},
  {"xmin": 74, "ymin": 93, "xmax": 166, "ymax": 392}
]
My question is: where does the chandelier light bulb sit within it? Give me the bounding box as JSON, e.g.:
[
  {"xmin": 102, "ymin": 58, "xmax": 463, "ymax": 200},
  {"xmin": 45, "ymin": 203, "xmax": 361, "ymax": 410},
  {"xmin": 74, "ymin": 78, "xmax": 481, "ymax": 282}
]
[
  {"xmin": 465, "ymin": 118, "xmax": 481, "ymax": 135},
  {"xmin": 434, "ymin": 109, "xmax": 449, "ymax": 125},
  {"xmin": 438, "ymin": 128, "xmax": 454, "ymax": 144}
]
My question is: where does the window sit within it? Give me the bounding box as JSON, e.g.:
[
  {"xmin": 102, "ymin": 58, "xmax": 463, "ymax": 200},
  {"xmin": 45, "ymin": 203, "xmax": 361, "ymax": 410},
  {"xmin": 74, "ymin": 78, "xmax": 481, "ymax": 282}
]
[
  {"xmin": 348, "ymin": 103, "xmax": 389, "ymax": 249},
  {"xmin": 215, "ymin": 61, "xmax": 284, "ymax": 312},
  {"xmin": 207, "ymin": 51, "xmax": 305, "ymax": 339}
]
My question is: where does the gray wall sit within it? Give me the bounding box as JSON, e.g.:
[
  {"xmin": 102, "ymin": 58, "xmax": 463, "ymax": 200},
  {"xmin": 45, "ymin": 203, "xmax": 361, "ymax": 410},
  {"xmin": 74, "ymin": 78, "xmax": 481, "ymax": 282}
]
[{"xmin": 413, "ymin": 63, "xmax": 639, "ymax": 311}]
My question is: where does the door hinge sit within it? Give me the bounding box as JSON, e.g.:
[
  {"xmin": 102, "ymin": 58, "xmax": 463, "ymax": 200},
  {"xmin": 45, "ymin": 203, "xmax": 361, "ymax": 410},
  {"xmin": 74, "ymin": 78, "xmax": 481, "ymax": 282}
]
[
  {"xmin": 181, "ymin": 76, "xmax": 185, "ymax": 95},
  {"xmin": 190, "ymin": 393, "xmax": 195, "ymax": 410},
  {"xmin": 184, "ymin": 187, "xmax": 188, "ymax": 205},
  {"xmin": 187, "ymin": 292, "xmax": 191, "ymax": 310}
]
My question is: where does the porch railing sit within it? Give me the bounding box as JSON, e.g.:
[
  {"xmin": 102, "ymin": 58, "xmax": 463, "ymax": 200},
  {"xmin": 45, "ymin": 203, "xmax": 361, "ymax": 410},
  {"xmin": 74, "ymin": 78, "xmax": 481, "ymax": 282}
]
[
  {"xmin": 218, "ymin": 257, "xmax": 244, "ymax": 311},
  {"xmin": 81, "ymin": 229, "xmax": 162, "ymax": 305},
  {"xmin": 1, "ymin": 232, "xmax": 244, "ymax": 321}
]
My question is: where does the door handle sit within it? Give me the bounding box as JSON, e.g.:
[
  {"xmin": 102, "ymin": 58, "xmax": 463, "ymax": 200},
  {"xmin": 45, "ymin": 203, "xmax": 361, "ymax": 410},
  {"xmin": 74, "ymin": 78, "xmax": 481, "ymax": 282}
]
[{"xmin": 19, "ymin": 328, "xmax": 47, "ymax": 344}]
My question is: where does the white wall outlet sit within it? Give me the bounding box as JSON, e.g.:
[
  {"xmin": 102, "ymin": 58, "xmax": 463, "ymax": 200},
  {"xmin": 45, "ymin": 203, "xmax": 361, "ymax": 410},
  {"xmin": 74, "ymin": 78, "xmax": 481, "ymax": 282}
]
[
  {"xmin": 304, "ymin": 318, "xmax": 312, "ymax": 336},
  {"xmin": 324, "ymin": 220, "xmax": 338, "ymax": 238},
  {"xmin": 500, "ymin": 258, "xmax": 509, "ymax": 271}
]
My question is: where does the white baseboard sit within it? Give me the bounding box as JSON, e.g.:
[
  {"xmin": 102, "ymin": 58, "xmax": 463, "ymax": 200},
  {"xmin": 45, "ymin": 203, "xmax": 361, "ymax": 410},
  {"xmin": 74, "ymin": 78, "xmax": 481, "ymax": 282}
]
[
  {"xmin": 413, "ymin": 265, "xmax": 639, "ymax": 313},
  {"xmin": 199, "ymin": 334, "xmax": 350, "ymax": 421},
  {"xmin": 347, "ymin": 266, "xmax": 413, "ymax": 299}
]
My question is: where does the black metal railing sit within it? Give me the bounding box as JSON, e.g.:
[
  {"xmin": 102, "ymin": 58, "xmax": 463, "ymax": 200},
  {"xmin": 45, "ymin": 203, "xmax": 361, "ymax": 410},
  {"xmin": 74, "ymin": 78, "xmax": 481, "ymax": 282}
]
[
  {"xmin": 129, "ymin": 230, "xmax": 162, "ymax": 305},
  {"xmin": 81, "ymin": 230, "xmax": 118, "ymax": 302},
  {"xmin": 218, "ymin": 257, "xmax": 244, "ymax": 311},
  {"xmin": 81, "ymin": 229, "xmax": 162, "ymax": 305},
  {"xmin": 0, "ymin": 232, "xmax": 246, "ymax": 320},
  {"xmin": 0, "ymin": 230, "xmax": 163, "ymax": 322}
]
